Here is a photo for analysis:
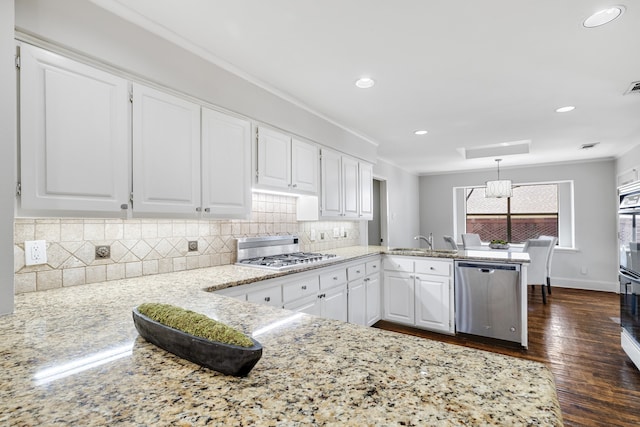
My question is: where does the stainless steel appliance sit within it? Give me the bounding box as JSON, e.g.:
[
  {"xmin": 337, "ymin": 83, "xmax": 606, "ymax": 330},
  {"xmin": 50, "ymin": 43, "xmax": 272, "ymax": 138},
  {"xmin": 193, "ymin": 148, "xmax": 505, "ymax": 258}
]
[
  {"xmin": 618, "ymin": 182, "xmax": 640, "ymax": 370},
  {"xmin": 236, "ymin": 235, "xmax": 339, "ymax": 271},
  {"xmin": 454, "ymin": 261, "xmax": 521, "ymax": 343}
]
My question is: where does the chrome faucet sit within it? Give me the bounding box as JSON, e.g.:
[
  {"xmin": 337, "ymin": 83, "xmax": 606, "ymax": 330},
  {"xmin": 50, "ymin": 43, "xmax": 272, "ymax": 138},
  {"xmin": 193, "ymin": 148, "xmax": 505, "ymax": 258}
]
[{"xmin": 414, "ymin": 233, "xmax": 433, "ymax": 249}]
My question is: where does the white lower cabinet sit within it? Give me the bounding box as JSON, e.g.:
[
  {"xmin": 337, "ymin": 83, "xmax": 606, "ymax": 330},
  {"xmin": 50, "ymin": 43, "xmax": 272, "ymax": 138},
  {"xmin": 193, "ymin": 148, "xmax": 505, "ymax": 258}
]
[
  {"xmin": 347, "ymin": 256, "xmax": 381, "ymax": 326},
  {"xmin": 216, "ymin": 258, "xmax": 383, "ymax": 325},
  {"xmin": 365, "ymin": 266, "xmax": 382, "ymax": 325},
  {"xmin": 347, "ymin": 277, "xmax": 367, "ymax": 325},
  {"xmin": 322, "ymin": 284, "xmax": 348, "ymax": 322},
  {"xmin": 383, "ymin": 256, "xmax": 454, "ymax": 334},
  {"xmin": 383, "ymin": 271, "xmax": 415, "ymax": 325},
  {"xmin": 246, "ymin": 284, "xmax": 282, "ymax": 308}
]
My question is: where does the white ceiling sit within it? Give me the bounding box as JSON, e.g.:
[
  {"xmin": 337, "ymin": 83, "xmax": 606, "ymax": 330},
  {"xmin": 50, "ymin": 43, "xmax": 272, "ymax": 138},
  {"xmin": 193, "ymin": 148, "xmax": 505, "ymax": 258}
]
[{"xmin": 92, "ymin": 0, "xmax": 640, "ymax": 175}]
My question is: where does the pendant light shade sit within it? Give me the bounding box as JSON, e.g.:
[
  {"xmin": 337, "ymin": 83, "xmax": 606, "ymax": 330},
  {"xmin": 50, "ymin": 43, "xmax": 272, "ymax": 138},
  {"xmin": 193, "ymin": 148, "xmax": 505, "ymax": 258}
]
[{"xmin": 485, "ymin": 159, "xmax": 512, "ymax": 198}]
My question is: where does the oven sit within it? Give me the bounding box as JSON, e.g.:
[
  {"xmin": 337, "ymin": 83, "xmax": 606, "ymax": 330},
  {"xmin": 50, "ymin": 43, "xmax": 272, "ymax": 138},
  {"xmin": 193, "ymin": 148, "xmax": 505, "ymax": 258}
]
[{"xmin": 618, "ymin": 181, "xmax": 640, "ymax": 370}]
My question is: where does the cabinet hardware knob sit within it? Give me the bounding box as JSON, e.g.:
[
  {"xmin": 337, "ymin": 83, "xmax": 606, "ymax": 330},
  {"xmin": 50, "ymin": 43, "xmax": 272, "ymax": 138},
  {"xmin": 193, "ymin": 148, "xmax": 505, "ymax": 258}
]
[
  {"xmin": 409, "ymin": 275, "xmax": 414, "ymax": 279},
  {"xmin": 120, "ymin": 204, "xmax": 128, "ymax": 210},
  {"xmin": 430, "ymin": 267, "xmax": 435, "ymax": 270},
  {"xmin": 264, "ymin": 296, "xmax": 271, "ymax": 302},
  {"xmin": 292, "ymin": 184, "xmax": 297, "ymax": 188},
  {"xmin": 333, "ymin": 276, "xmax": 338, "ymax": 280},
  {"xmin": 301, "ymin": 285, "xmax": 307, "ymax": 290},
  {"xmin": 195, "ymin": 207, "xmax": 202, "ymax": 212},
  {"xmin": 356, "ymin": 270, "xmax": 361, "ymax": 274},
  {"xmin": 204, "ymin": 208, "xmax": 210, "ymax": 212}
]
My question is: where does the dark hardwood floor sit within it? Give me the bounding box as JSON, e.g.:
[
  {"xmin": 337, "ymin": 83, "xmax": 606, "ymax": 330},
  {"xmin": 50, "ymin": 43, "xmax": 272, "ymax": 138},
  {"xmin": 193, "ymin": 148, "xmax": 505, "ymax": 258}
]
[{"xmin": 375, "ymin": 287, "xmax": 640, "ymax": 427}]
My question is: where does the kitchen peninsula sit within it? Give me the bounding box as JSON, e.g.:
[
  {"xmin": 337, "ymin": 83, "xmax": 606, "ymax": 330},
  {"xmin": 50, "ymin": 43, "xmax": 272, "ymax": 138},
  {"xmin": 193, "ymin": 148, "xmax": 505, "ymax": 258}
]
[{"xmin": 0, "ymin": 247, "xmax": 560, "ymax": 426}]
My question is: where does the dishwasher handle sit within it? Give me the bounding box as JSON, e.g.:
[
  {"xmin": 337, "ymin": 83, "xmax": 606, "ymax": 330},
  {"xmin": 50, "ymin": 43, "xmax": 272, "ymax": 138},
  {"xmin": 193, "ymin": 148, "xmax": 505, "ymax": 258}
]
[{"xmin": 456, "ymin": 262, "xmax": 518, "ymax": 271}]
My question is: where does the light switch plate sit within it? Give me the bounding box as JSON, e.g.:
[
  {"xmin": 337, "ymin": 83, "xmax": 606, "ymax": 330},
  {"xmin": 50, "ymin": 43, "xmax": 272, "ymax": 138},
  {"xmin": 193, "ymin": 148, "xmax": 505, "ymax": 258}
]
[{"xmin": 25, "ymin": 240, "xmax": 48, "ymax": 266}]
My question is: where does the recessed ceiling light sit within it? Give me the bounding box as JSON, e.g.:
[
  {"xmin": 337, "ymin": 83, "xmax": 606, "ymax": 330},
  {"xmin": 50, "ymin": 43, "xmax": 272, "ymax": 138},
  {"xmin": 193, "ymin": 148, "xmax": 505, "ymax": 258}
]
[
  {"xmin": 414, "ymin": 130, "xmax": 428, "ymax": 135},
  {"xmin": 555, "ymin": 106, "xmax": 575, "ymax": 113},
  {"xmin": 583, "ymin": 6, "xmax": 625, "ymax": 28},
  {"xmin": 355, "ymin": 77, "xmax": 375, "ymax": 89}
]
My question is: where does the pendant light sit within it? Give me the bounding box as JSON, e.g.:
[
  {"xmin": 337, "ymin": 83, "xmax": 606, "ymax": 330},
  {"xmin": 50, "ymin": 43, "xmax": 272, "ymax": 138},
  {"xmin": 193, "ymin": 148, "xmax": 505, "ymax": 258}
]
[{"xmin": 485, "ymin": 159, "xmax": 512, "ymax": 198}]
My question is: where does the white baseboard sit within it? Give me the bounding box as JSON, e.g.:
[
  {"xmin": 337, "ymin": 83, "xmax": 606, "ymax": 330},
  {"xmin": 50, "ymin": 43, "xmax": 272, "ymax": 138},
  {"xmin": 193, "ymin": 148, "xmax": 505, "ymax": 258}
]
[{"xmin": 551, "ymin": 277, "xmax": 618, "ymax": 293}]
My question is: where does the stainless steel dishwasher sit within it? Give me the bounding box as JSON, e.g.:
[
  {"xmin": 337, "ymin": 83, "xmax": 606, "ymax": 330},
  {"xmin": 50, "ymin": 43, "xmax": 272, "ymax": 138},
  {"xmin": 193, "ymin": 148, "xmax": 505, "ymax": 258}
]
[{"xmin": 454, "ymin": 261, "xmax": 521, "ymax": 343}]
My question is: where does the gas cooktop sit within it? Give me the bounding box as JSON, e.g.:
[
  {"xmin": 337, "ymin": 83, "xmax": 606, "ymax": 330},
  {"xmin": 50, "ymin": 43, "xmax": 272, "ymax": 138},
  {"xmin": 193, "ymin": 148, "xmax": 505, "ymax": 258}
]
[{"xmin": 236, "ymin": 236, "xmax": 340, "ymax": 271}]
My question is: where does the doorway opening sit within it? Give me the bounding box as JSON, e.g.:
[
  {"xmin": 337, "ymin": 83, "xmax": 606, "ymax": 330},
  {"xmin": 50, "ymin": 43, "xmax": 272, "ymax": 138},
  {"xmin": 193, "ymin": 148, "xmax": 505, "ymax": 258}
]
[{"xmin": 366, "ymin": 178, "xmax": 388, "ymax": 246}]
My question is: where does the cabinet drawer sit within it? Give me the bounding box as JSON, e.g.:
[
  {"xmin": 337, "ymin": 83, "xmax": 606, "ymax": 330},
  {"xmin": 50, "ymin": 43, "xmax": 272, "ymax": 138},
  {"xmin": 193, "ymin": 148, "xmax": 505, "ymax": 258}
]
[
  {"xmin": 383, "ymin": 257, "xmax": 414, "ymax": 272},
  {"xmin": 247, "ymin": 285, "xmax": 282, "ymax": 307},
  {"xmin": 283, "ymin": 276, "xmax": 320, "ymax": 303},
  {"xmin": 366, "ymin": 259, "xmax": 380, "ymax": 275},
  {"xmin": 347, "ymin": 264, "xmax": 366, "ymax": 281},
  {"xmin": 320, "ymin": 268, "xmax": 347, "ymax": 289},
  {"xmin": 415, "ymin": 259, "xmax": 452, "ymax": 276}
]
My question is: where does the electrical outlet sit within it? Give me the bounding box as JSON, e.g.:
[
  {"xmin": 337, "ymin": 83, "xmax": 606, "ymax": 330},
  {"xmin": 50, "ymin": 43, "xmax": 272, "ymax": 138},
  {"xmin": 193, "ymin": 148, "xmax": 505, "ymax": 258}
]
[
  {"xmin": 320, "ymin": 232, "xmax": 325, "ymax": 240},
  {"xmin": 333, "ymin": 227, "xmax": 340, "ymax": 238},
  {"xmin": 95, "ymin": 245, "xmax": 111, "ymax": 259},
  {"xmin": 310, "ymin": 229, "xmax": 316, "ymax": 241},
  {"xmin": 25, "ymin": 240, "xmax": 48, "ymax": 266},
  {"xmin": 340, "ymin": 226, "xmax": 345, "ymax": 237}
]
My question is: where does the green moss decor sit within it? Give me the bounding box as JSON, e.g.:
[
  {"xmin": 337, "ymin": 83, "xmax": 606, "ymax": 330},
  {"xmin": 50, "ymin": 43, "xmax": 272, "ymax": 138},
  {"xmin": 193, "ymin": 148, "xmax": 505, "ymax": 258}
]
[{"xmin": 136, "ymin": 303, "xmax": 254, "ymax": 347}]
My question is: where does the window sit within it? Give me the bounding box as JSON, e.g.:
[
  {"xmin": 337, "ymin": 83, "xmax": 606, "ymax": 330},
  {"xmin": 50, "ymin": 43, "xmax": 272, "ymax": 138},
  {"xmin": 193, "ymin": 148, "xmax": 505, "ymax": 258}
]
[{"xmin": 465, "ymin": 184, "xmax": 558, "ymax": 243}]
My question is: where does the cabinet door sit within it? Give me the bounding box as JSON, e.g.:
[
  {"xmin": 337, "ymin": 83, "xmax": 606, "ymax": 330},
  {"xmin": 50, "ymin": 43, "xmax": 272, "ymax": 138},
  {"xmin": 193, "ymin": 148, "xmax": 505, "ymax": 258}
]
[
  {"xmin": 257, "ymin": 127, "xmax": 291, "ymax": 189},
  {"xmin": 201, "ymin": 108, "xmax": 251, "ymax": 218},
  {"xmin": 320, "ymin": 149, "xmax": 342, "ymax": 217},
  {"xmin": 19, "ymin": 44, "xmax": 129, "ymax": 212},
  {"xmin": 291, "ymin": 138, "xmax": 318, "ymax": 194},
  {"xmin": 322, "ymin": 284, "xmax": 348, "ymax": 322},
  {"xmin": 383, "ymin": 271, "xmax": 415, "ymax": 325},
  {"xmin": 359, "ymin": 162, "xmax": 374, "ymax": 220},
  {"xmin": 247, "ymin": 285, "xmax": 282, "ymax": 308},
  {"xmin": 415, "ymin": 274, "xmax": 451, "ymax": 333},
  {"xmin": 285, "ymin": 295, "xmax": 321, "ymax": 317},
  {"xmin": 347, "ymin": 278, "xmax": 367, "ymax": 326},
  {"xmin": 365, "ymin": 273, "xmax": 381, "ymax": 326},
  {"xmin": 342, "ymin": 156, "xmax": 359, "ymax": 218},
  {"xmin": 132, "ymin": 83, "xmax": 200, "ymax": 214}
]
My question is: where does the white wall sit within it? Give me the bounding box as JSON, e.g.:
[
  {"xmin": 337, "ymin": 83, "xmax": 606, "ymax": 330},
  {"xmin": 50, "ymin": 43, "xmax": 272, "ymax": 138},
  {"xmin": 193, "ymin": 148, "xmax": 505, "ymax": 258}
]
[
  {"xmin": 1, "ymin": 1, "xmax": 15, "ymax": 315},
  {"xmin": 14, "ymin": 0, "xmax": 376, "ymax": 163},
  {"xmin": 616, "ymin": 142, "xmax": 640, "ymax": 183},
  {"xmin": 373, "ymin": 159, "xmax": 420, "ymax": 248},
  {"xmin": 419, "ymin": 160, "xmax": 618, "ymax": 292}
]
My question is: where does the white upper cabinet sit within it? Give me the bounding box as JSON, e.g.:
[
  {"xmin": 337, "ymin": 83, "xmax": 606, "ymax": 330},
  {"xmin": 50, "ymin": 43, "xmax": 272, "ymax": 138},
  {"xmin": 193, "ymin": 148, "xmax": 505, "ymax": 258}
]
[
  {"xmin": 256, "ymin": 126, "xmax": 318, "ymax": 194},
  {"xmin": 319, "ymin": 148, "xmax": 372, "ymax": 220},
  {"xmin": 132, "ymin": 83, "xmax": 201, "ymax": 215},
  {"xmin": 291, "ymin": 138, "xmax": 319, "ymax": 193},
  {"xmin": 256, "ymin": 126, "xmax": 291, "ymax": 189},
  {"xmin": 19, "ymin": 44, "xmax": 129, "ymax": 213},
  {"xmin": 320, "ymin": 149, "xmax": 343, "ymax": 217},
  {"xmin": 201, "ymin": 108, "xmax": 252, "ymax": 218},
  {"xmin": 342, "ymin": 156, "xmax": 359, "ymax": 218},
  {"xmin": 359, "ymin": 162, "xmax": 374, "ymax": 220}
]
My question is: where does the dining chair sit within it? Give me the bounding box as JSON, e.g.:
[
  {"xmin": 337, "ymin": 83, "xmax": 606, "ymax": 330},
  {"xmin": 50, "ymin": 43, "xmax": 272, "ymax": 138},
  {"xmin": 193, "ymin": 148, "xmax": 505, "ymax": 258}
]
[
  {"xmin": 461, "ymin": 233, "xmax": 482, "ymax": 249},
  {"xmin": 522, "ymin": 238, "xmax": 554, "ymax": 304},
  {"xmin": 537, "ymin": 235, "xmax": 558, "ymax": 296},
  {"xmin": 443, "ymin": 235, "xmax": 459, "ymax": 250}
]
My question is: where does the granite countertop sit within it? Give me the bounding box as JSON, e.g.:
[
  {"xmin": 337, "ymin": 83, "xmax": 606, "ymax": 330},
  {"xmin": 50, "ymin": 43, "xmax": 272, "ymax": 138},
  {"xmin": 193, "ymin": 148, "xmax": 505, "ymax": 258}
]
[
  {"xmin": 203, "ymin": 245, "xmax": 528, "ymax": 293},
  {"xmin": 0, "ymin": 246, "xmax": 559, "ymax": 426}
]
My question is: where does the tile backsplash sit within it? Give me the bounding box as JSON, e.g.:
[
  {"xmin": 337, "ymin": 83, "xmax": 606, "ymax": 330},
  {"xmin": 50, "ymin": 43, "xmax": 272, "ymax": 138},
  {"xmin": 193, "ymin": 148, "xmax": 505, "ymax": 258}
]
[{"xmin": 14, "ymin": 193, "xmax": 360, "ymax": 294}]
